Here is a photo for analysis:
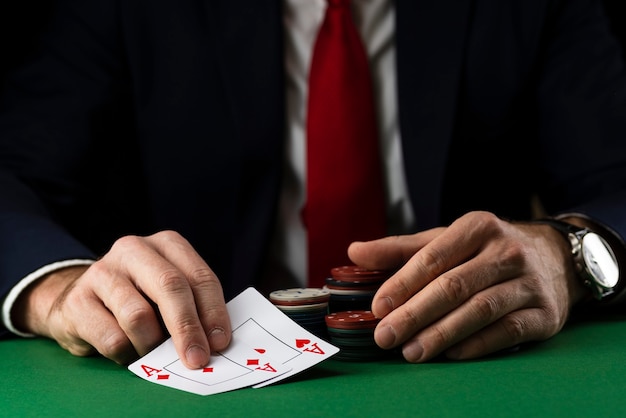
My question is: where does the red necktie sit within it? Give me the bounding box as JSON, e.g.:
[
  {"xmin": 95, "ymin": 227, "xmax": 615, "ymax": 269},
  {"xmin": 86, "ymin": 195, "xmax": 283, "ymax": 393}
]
[{"xmin": 305, "ymin": 0, "xmax": 387, "ymax": 287}]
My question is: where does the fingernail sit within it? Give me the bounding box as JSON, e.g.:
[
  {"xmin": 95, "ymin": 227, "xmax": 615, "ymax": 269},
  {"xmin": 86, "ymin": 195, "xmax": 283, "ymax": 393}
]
[
  {"xmin": 374, "ymin": 323, "xmax": 397, "ymax": 349},
  {"xmin": 186, "ymin": 344, "xmax": 209, "ymax": 368},
  {"xmin": 402, "ymin": 340, "xmax": 424, "ymax": 362},
  {"xmin": 372, "ymin": 296, "xmax": 394, "ymax": 317},
  {"xmin": 208, "ymin": 327, "xmax": 228, "ymax": 350}
]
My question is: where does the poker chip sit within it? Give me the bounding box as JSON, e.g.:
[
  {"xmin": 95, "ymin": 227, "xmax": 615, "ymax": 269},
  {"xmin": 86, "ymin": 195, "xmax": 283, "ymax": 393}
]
[
  {"xmin": 269, "ymin": 288, "xmax": 330, "ymax": 339},
  {"xmin": 330, "ymin": 266, "xmax": 390, "ymax": 283},
  {"xmin": 325, "ymin": 265, "xmax": 391, "ymax": 313},
  {"xmin": 325, "ymin": 310, "xmax": 387, "ymax": 361},
  {"xmin": 272, "ymin": 302, "xmax": 329, "ymax": 312},
  {"xmin": 269, "ymin": 288, "xmax": 330, "ymax": 304},
  {"xmin": 268, "ymin": 268, "xmax": 392, "ymax": 360},
  {"xmin": 325, "ymin": 310, "xmax": 379, "ymax": 329},
  {"xmin": 323, "ymin": 287, "xmax": 377, "ymax": 296},
  {"xmin": 324, "ymin": 277, "xmax": 381, "ymax": 292}
]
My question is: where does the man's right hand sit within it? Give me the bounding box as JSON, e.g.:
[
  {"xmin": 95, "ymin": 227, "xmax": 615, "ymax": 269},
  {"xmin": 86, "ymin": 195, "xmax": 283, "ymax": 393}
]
[{"xmin": 11, "ymin": 231, "xmax": 232, "ymax": 369}]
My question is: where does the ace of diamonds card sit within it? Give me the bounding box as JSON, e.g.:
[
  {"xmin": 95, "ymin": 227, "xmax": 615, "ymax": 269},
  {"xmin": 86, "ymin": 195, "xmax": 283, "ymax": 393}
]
[{"xmin": 128, "ymin": 288, "xmax": 339, "ymax": 395}]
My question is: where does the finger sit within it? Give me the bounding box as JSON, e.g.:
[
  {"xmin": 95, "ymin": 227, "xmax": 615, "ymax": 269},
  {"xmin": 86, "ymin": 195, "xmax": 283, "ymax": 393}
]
[
  {"xmin": 444, "ymin": 308, "xmax": 561, "ymax": 360},
  {"xmin": 110, "ymin": 235, "xmax": 211, "ymax": 369},
  {"xmin": 148, "ymin": 232, "xmax": 231, "ymax": 351},
  {"xmin": 347, "ymin": 229, "xmax": 444, "ymax": 270},
  {"xmin": 51, "ymin": 281, "xmax": 136, "ymax": 364},
  {"xmin": 373, "ymin": 242, "xmax": 520, "ymax": 351},
  {"xmin": 77, "ymin": 302, "xmax": 138, "ymax": 365},
  {"xmin": 371, "ymin": 213, "xmax": 502, "ymax": 319},
  {"xmin": 398, "ymin": 279, "xmax": 533, "ymax": 362},
  {"xmin": 88, "ymin": 261, "xmax": 165, "ymax": 357}
]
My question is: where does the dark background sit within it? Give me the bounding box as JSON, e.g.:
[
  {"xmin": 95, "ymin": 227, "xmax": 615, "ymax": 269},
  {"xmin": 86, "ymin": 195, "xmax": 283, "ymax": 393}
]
[
  {"xmin": 0, "ymin": 2, "xmax": 57, "ymax": 94},
  {"xmin": 602, "ymin": 0, "xmax": 626, "ymax": 53},
  {"xmin": 1, "ymin": 1, "xmax": 625, "ymax": 98}
]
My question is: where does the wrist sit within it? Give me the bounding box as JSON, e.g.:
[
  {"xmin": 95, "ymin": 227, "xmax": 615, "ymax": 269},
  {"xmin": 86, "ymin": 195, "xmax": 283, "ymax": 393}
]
[
  {"xmin": 537, "ymin": 217, "xmax": 622, "ymax": 305},
  {"xmin": 12, "ymin": 265, "xmax": 89, "ymax": 336}
]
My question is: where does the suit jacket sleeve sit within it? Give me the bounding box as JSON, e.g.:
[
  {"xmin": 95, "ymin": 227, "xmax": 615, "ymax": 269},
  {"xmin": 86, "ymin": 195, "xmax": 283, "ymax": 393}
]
[
  {"xmin": 0, "ymin": 0, "xmax": 124, "ymax": 336},
  {"xmin": 535, "ymin": 0, "xmax": 626, "ymax": 304}
]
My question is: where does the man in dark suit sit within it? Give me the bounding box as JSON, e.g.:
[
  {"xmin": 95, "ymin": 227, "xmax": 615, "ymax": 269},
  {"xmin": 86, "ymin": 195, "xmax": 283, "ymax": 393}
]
[{"xmin": 1, "ymin": 0, "xmax": 626, "ymax": 369}]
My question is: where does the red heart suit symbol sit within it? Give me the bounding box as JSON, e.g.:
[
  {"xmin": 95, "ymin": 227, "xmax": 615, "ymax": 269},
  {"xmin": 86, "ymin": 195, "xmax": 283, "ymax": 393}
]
[{"xmin": 296, "ymin": 339, "xmax": 311, "ymax": 348}]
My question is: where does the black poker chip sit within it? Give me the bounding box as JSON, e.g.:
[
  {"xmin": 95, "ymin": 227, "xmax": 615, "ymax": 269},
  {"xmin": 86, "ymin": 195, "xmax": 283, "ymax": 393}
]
[
  {"xmin": 269, "ymin": 288, "xmax": 330, "ymax": 339},
  {"xmin": 325, "ymin": 311, "xmax": 388, "ymax": 361},
  {"xmin": 324, "ymin": 265, "xmax": 391, "ymax": 314}
]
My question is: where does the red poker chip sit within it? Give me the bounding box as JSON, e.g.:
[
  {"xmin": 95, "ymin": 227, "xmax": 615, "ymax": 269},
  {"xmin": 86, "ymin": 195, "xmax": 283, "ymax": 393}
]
[
  {"xmin": 325, "ymin": 310, "xmax": 380, "ymax": 329},
  {"xmin": 330, "ymin": 265, "xmax": 390, "ymax": 283},
  {"xmin": 324, "ymin": 281, "xmax": 381, "ymax": 292}
]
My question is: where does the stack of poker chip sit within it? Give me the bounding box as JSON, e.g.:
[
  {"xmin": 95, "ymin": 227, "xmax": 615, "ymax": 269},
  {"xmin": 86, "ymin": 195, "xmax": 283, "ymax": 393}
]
[
  {"xmin": 269, "ymin": 288, "xmax": 330, "ymax": 339},
  {"xmin": 324, "ymin": 266, "xmax": 390, "ymax": 313},
  {"xmin": 325, "ymin": 310, "xmax": 386, "ymax": 361}
]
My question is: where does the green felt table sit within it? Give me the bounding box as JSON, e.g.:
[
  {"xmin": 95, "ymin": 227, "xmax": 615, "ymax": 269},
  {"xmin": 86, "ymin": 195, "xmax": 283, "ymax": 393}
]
[{"xmin": 2, "ymin": 314, "xmax": 626, "ymax": 418}]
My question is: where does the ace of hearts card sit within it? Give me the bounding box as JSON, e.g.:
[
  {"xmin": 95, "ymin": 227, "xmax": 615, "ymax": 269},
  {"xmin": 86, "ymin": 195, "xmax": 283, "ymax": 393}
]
[{"xmin": 128, "ymin": 288, "xmax": 339, "ymax": 395}]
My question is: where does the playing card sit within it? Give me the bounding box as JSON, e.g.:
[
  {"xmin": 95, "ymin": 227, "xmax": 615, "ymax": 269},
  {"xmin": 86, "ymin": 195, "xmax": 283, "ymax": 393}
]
[
  {"xmin": 128, "ymin": 336, "xmax": 290, "ymax": 396},
  {"xmin": 128, "ymin": 287, "xmax": 339, "ymax": 395},
  {"xmin": 165, "ymin": 340, "xmax": 289, "ymax": 393},
  {"xmin": 224, "ymin": 288, "xmax": 339, "ymax": 388}
]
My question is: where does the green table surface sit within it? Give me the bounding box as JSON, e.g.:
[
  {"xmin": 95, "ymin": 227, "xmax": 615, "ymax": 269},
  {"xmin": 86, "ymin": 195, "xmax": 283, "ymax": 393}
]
[{"xmin": 2, "ymin": 314, "xmax": 626, "ymax": 418}]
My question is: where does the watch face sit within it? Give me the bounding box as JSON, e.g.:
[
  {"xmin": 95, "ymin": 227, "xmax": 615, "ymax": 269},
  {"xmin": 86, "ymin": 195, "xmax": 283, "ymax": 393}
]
[{"xmin": 581, "ymin": 233, "xmax": 619, "ymax": 289}]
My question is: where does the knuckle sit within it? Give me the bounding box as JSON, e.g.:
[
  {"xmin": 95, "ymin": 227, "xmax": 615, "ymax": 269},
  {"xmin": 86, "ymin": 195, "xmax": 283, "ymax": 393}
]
[
  {"xmin": 58, "ymin": 284, "xmax": 87, "ymax": 311},
  {"xmin": 154, "ymin": 230, "xmax": 185, "ymax": 245},
  {"xmin": 53, "ymin": 327, "xmax": 96, "ymax": 357},
  {"xmin": 52, "ymin": 327, "xmax": 78, "ymax": 349},
  {"xmin": 173, "ymin": 317, "xmax": 205, "ymax": 338},
  {"xmin": 499, "ymin": 315, "xmax": 526, "ymax": 343},
  {"xmin": 113, "ymin": 234, "xmax": 142, "ymax": 250},
  {"xmin": 469, "ymin": 294, "xmax": 501, "ymax": 322},
  {"xmin": 110, "ymin": 235, "xmax": 145, "ymax": 257},
  {"xmin": 539, "ymin": 306, "xmax": 564, "ymax": 336},
  {"xmin": 85, "ymin": 259, "xmax": 109, "ymax": 279},
  {"xmin": 467, "ymin": 211, "xmax": 506, "ymax": 237},
  {"xmin": 157, "ymin": 270, "xmax": 188, "ymax": 294},
  {"xmin": 434, "ymin": 272, "xmax": 466, "ymax": 305},
  {"xmin": 188, "ymin": 267, "xmax": 220, "ymax": 286},
  {"xmin": 394, "ymin": 307, "xmax": 423, "ymax": 339},
  {"xmin": 120, "ymin": 303, "xmax": 155, "ymax": 331},
  {"xmin": 99, "ymin": 331, "xmax": 132, "ymax": 360},
  {"xmin": 427, "ymin": 324, "xmax": 454, "ymax": 350},
  {"xmin": 391, "ymin": 275, "xmax": 415, "ymax": 302},
  {"xmin": 471, "ymin": 211, "xmax": 500, "ymax": 229},
  {"xmin": 519, "ymin": 273, "xmax": 544, "ymax": 298},
  {"xmin": 66, "ymin": 343, "xmax": 97, "ymax": 357},
  {"xmin": 200, "ymin": 304, "xmax": 228, "ymax": 326},
  {"xmin": 89, "ymin": 259, "xmax": 109, "ymax": 277},
  {"xmin": 416, "ymin": 246, "xmax": 447, "ymax": 277},
  {"xmin": 498, "ymin": 241, "xmax": 526, "ymax": 267}
]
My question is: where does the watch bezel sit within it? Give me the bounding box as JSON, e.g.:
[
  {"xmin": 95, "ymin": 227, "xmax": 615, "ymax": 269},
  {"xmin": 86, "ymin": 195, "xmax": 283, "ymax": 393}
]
[{"xmin": 576, "ymin": 231, "xmax": 619, "ymax": 297}]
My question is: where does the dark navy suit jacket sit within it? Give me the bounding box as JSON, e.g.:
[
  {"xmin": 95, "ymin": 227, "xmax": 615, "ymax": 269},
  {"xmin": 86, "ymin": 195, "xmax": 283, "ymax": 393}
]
[{"xmin": 1, "ymin": 0, "xmax": 626, "ymax": 336}]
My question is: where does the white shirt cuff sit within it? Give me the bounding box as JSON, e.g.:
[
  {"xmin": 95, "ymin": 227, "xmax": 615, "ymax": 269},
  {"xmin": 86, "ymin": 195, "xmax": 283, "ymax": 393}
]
[{"xmin": 2, "ymin": 259, "xmax": 95, "ymax": 337}]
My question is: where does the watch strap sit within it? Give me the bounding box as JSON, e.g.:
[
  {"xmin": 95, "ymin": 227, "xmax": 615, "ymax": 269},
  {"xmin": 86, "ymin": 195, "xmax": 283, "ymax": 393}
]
[{"xmin": 535, "ymin": 218, "xmax": 587, "ymax": 236}]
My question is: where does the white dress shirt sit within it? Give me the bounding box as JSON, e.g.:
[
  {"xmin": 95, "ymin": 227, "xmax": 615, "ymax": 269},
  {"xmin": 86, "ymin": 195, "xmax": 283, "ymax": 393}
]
[{"xmin": 270, "ymin": 0, "xmax": 413, "ymax": 289}]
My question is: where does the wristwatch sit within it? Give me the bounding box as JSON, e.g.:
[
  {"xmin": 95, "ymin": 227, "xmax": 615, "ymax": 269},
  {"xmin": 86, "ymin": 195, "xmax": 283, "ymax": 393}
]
[{"xmin": 539, "ymin": 219, "xmax": 620, "ymax": 300}]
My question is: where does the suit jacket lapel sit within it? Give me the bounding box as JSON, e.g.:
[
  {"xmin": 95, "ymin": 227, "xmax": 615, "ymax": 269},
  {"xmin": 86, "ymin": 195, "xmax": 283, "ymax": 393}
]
[{"xmin": 396, "ymin": 0, "xmax": 472, "ymax": 228}]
